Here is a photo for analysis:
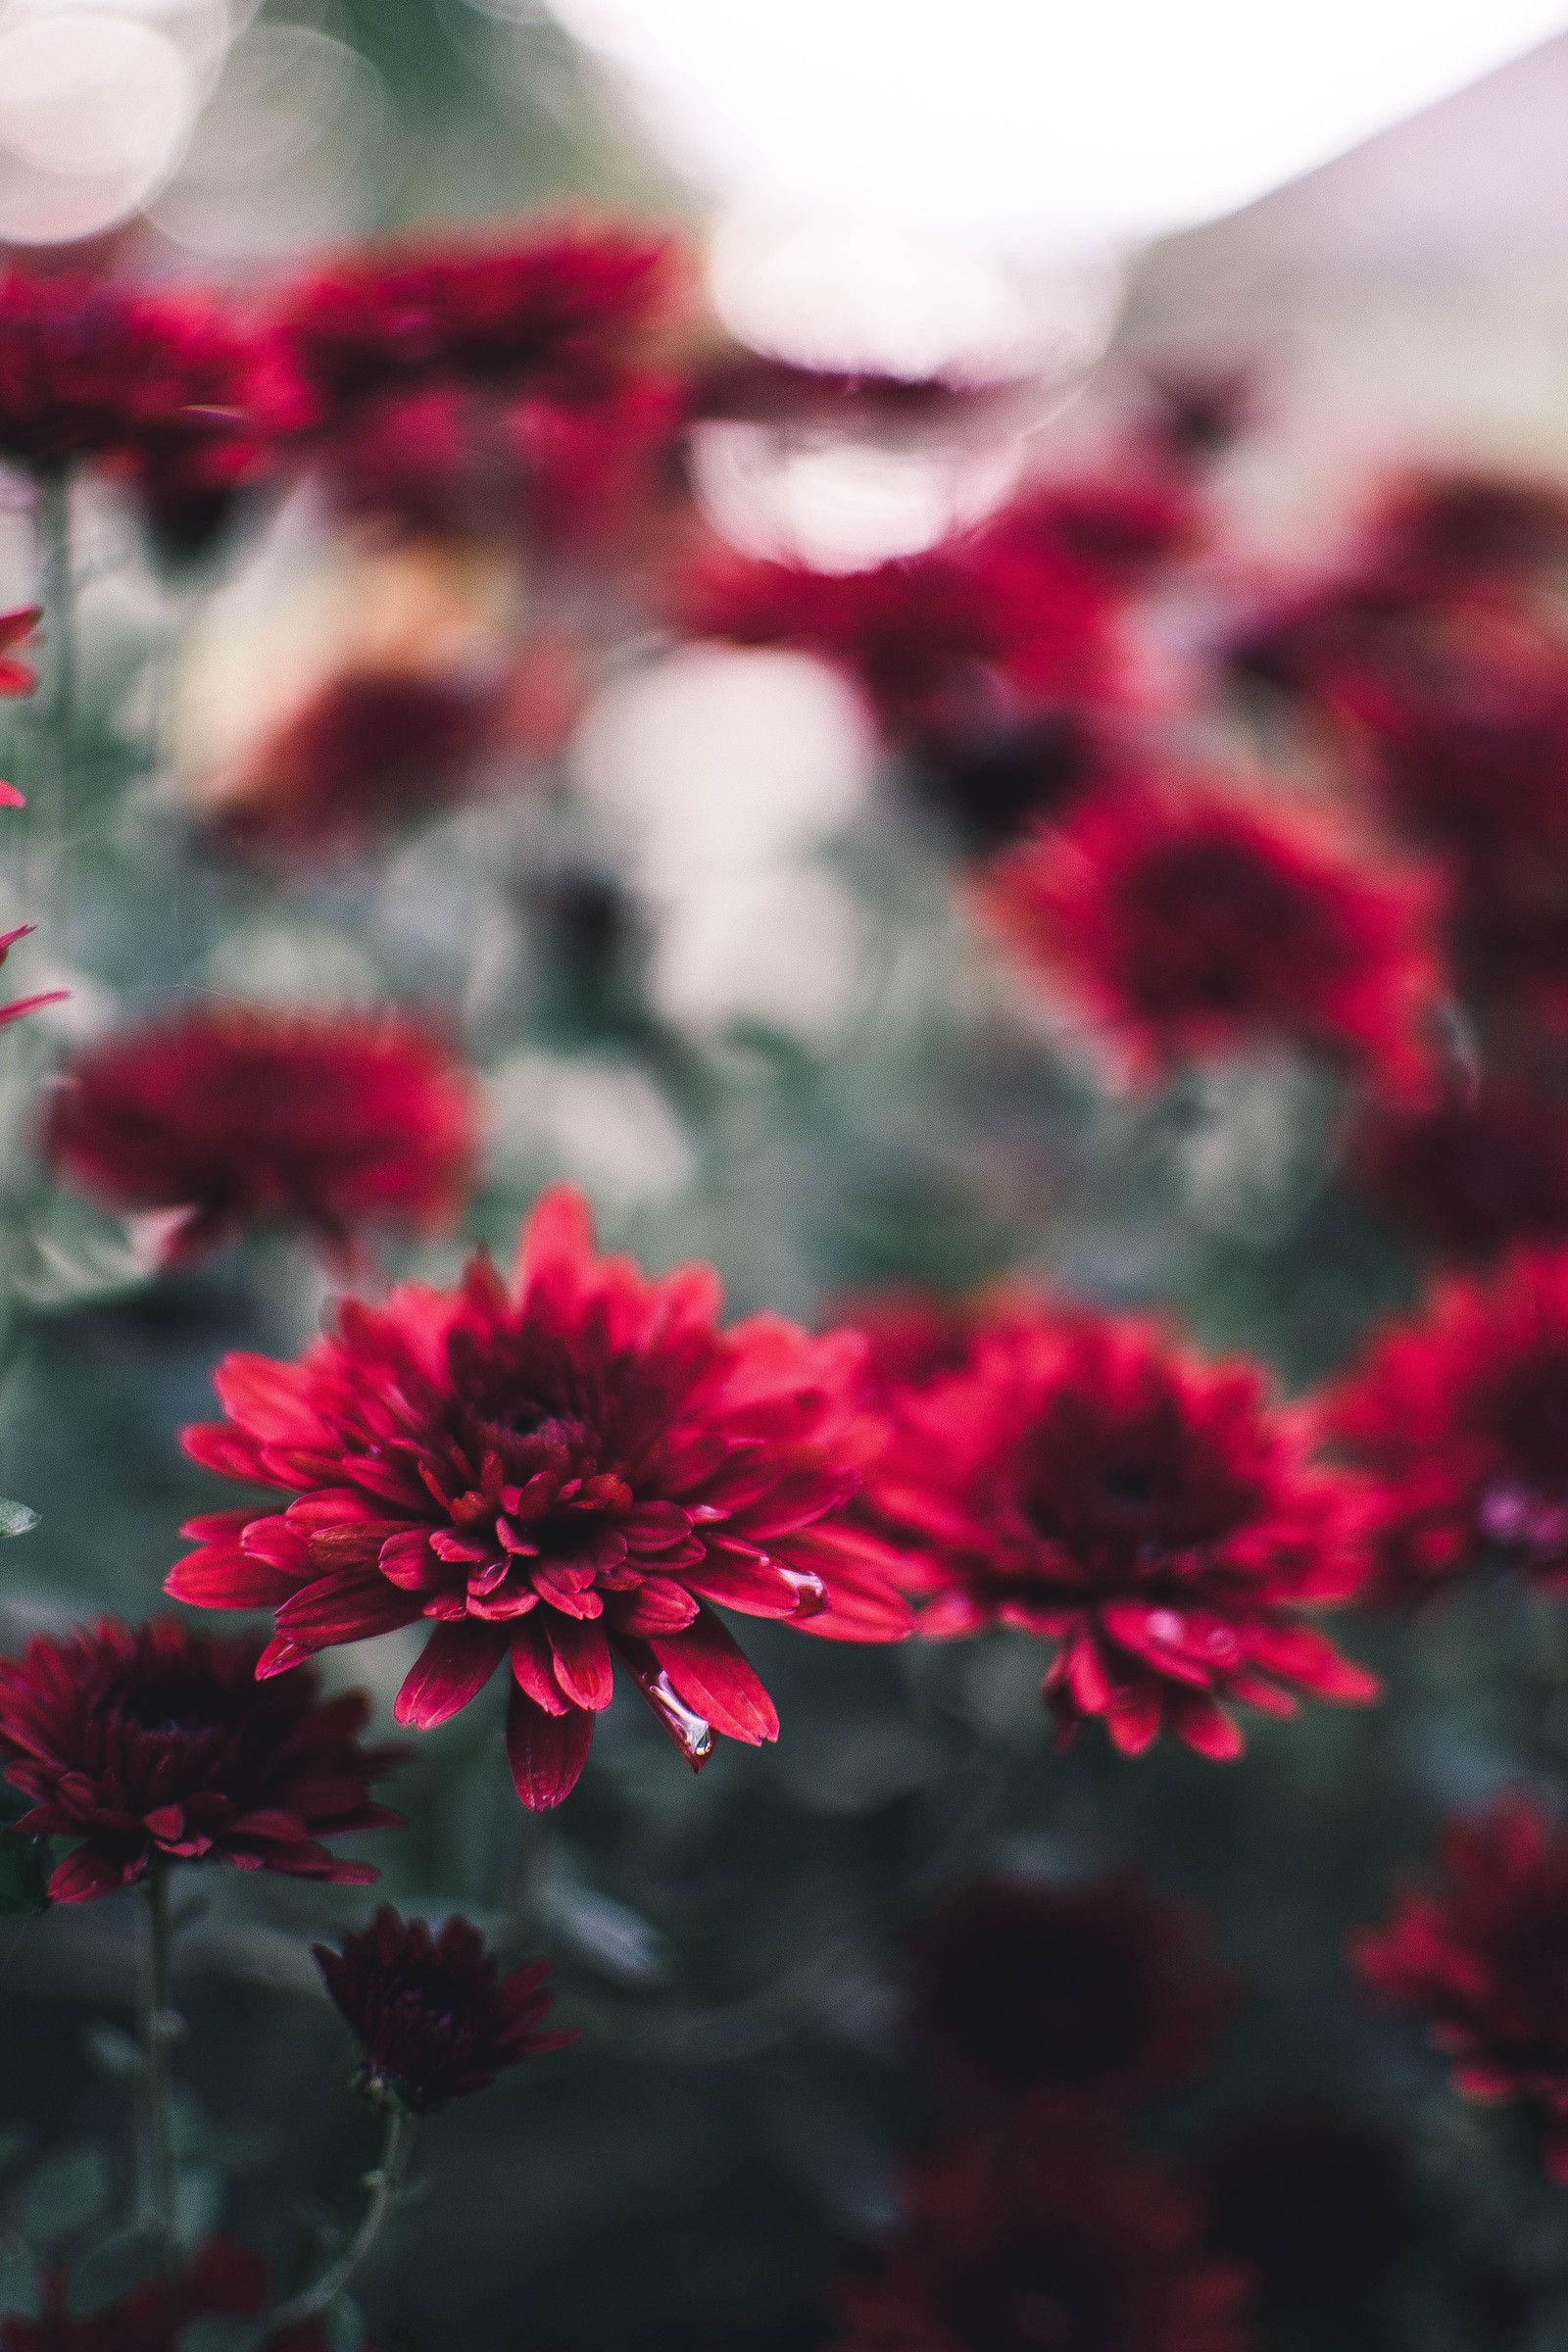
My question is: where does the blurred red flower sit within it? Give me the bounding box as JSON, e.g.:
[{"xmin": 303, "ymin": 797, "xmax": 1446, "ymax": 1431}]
[
  {"xmin": 867, "ymin": 1307, "xmax": 1377, "ymax": 1760},
  {"xmin": 1198, "ymin": 2102, "xmax": 1415, "ymax": 2323},
  {"xmin": 831, "ymin": 2124, "xmax": 1251, "ymax": 2352},
  {"xmin": 908, "ymin": 1872, "xmax": 1230, "ymax": 2106},
  {"xmin": 839, "ymin": 1285, "xmax": 1047, "ymax": 1409},
  {"xmin": 0, "ymin": 607, "xmax": 39, "ymax": 697},
  {"xmin": 1322, "ymin": 1248, "xmax": 1568, "ymax": 1607},
  {"xmin": 170, "ymin": 1187, "xmax": 910, "ymax": 1809},
  {"xmin": 1352, "ymin": 1797, "xmax": 1568, "ymax": 2181},
  {"xmin": 278, "ymin": 223, "xmax": 673, "ymax": 420},
  {"xmin": 677, "ymin": 538, "xmax": 1118, "ymax": 750},
  {"xmin": 316, "ymin": 1905, "xmax": 575, "ymax": 2114},
  {"xmin": 0, "ymin": 270, "xmax": 296, "ymax": 553},
  {"xmin": 206, "ymin": 668, "xmax": 497, "ymax": 858},
  {"xmin": 979, "ymin": 473, "xmax": 1201, "ymax": 586},
  {"xmin": 1363, "ymin": 468, "xmax": 1568, "ymax": 595},
  {"xmin": 0, "ymin": 1615, "xmax": 403, "ymax": 1904},
  {"xmin": 982, "ymin": 782, "xmax": 1443, "ymax": 1091},
  {"xmin": 1348, "ymin": 1079, "xmax": 1568, "ymax": 1264},
  {"xmin": 47, "ymin": 1004, "xmax": 477, "ymax": 1267},
  {"xmin": 0, "ymin": 2238, "xmax": 339, "ymax": 2352}
]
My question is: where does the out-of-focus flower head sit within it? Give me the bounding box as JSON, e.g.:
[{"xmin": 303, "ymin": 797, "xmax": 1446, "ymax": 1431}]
[
  {"xmin": 0, "ymin": 2238, "xmax": 340, "ymax": 2352},
  {"xmin": 1199, "ymin": 2101, "xmax": 1415, "ymax": 2323},
  {"xmin": 0, "ymin": 270, "xmax": 299, "ymax": 557},
  {"xmin": 0, "ymin": 608, "xmax": 39, "ymax": 697},
  {"xmin": 868, "ymin": 1304, "xmax": 1377, "ymax": 1761},
  {"xmin": 907, "ymin": 1872, "xmax": 1230, "ymax": 2105},
  {"xmin": 676, "ymin": 534, "xmax": 1119, "ymax": 754},
  {"xmin": 1352, "ymin": 1797, "xmax": 1568, "ymax": 2181},
  {"xmin": 1348, "ymin": 1078, "xmax": 1568, "ymax": 1264},
  {"xmin": 0, "ymin": 1615, "xmax": 403, "ymax": 1904},
  {"xmin": 170, "ymin": 1186, "xmax": 910, "ymax": 1810},
  {"xmin": 204, "ymin": 666, "xmax": 498, "ymax": 860},
  {"xmin": 1363, "ymin": 468, "xmax": 1568, "ymax": 598},
  {"xmin": 47, "ymin": 1004, "xmax": 478, "ymax": 1269},
  {"xmin": 830, "ymin": 2122, "xmax": 1251, "ymax": 2352},
  {"xmin": 315, "ymin": 1905, "xmax": 576, "ymax": 2114},
  {"xmin": 837, "ymin": 1284, "xmax": 1048, "ymax": 1410},
  {"xmin": 981, "ymin": 779, "xmax": 1444, "ymax": 1094},
  {"xmin": 1322, "ymin": 1248, "xmax": 1568, "ymax": 1608},
  {"xmin": 978, "ymin": 473, "xmax": 1201, "ymax": 589}
]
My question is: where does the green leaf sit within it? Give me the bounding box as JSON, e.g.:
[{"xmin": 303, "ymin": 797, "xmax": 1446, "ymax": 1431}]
[
  {"xmin": 65, "ymin": 2224, "xmax": 164, "ymax": 2314},
  {"xmin": 17, "ymin": 2141, "xmax": 110, "ymax": 2244},
  {"xmin": 0, "ymin": 1837, "xmax": 49, "ymax": 1921},
  {"xmin": 0, "ymin": 1498, "xmax": 36, "ymax": 1540}
]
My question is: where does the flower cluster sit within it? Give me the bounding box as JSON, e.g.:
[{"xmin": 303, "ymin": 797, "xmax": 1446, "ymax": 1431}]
[
  {"xmin": 1353, "ymin": 1798, "xmax": 1568, "ymax": 2180},
  {"xmin": 46, "ymin": 1004, "xmax": 478, "ymax": 1267},
  {"xmin": 864, "ymin": 1302, "xmax": 1377, "ymax": 1759},
  {"xmin": 171, "ymin": 1187, "xmax": 909, "ymax": 1807}
]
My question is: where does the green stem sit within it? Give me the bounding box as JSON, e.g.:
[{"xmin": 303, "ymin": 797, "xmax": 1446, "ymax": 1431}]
[
  {"xmin": 137, "ymin": 1865, "xmax": 178, "ymax": 2271},
  {"xmin": 270, "ymin": 2106, "xmax": 416, "ymax": 2329}
]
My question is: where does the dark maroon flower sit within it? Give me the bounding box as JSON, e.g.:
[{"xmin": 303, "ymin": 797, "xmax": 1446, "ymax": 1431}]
[
  {"xmin": 315, "ymin": 1904, "xmax": 576, "ymax": 2113},
  {"xmin": 908, "ymin": 1873, "xmax": 1229, "ymax": 2104},
  {"xmin": 980, "ymin": 475, "xmax": 1200, "ymax": 586},
  {"xmin": 207, "ymin": 668, "xmax": 497, "ymax": 858},
  {"xmin": 832, "ymin": 2125, "xmax": 1251, "ymax": 2352},
  {"xmin": 46, "ymin": 1004, "xmax": 478, "ymax": 1267},
  {"xmin": 0, "ymin": 2239, "xmax": 341, "ymax": 2351},
  {"xmin": 867, "ymin": 1305, "xmax": 1377, "ymax": 1760},
  {"xmin": 1352, "ymin": 1798, "xmax": 1568, "ymax": 2182},
  {"xmin": 981, "ymin": 781, "xmax": 1444, "ymax": 1092},
  {"xmin": 1199, "ymin": 2102, "xmax": 1415, "ymax": 2321},
  {"xmin": 1348, "ymin": 1080, "xmax": 1568, "ymax": 1264},
  {"xmin": 1364, "ymin": 469, "xmax": 1568, "ymax": 594},
  {"xmin": 169, "ymin": 1187, "xmax": 910, "ymax": 1810},
  {"xmin": 0, "ymin": 1615, "xmax": 402, "ymax": 1904},
  {"xmin": 278, "ymin": 223, "xmax": 674, "ymax": 421}
]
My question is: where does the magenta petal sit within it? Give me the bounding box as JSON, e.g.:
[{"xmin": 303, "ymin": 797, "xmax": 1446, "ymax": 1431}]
[
  {"xmin": 610, "ymin": 1634, "xmax": 715, "ymax": 1768},
  {"xmin": 274, "ymin": 1571, "xmax": 427, "ymax": 1647},
  {"xmin": 546, "ymin": 1615, "xmax": 614, "ymax": 1711},
  {"xmin": 507, "ymin": 1686, "xmax": 595, "ymax": 1809},
  {"xmin": 648, "ymin": 1607, "xmax": 779, "ymax": 1745},
  {"xmin": 394, "ymin": 1621, "xmax": 508, "ymax": 1729}
]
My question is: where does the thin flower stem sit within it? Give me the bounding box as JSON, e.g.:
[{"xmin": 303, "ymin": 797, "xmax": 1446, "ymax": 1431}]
[
  {"xmin": 270, "ymin": 2105, "xmax": 416, "ymax": 2329},
  {"xmin": 137, "ymin": 1863, "xmax": 179, "ymax": 2272}
]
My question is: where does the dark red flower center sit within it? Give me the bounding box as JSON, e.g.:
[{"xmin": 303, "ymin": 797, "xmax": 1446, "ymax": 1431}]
[
  {"xmin": 1119, "ymin": 836, "xmax": 1353, "ymax": 1011},
  {"xmin": 1471, "ymin": 1345, "xmax": 1568, "ymax": 1558}
]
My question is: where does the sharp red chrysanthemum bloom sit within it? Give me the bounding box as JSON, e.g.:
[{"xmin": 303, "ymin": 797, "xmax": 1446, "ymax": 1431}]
[
  {"xmin": 205, "ymin": 667, "xmax": 497, "ymax": 859},
  {"xmin": 0, "ymin": 1615, "xmax": 403, "ymax": 1904},
  {"xmin": 677, "ymin": 539, "xmax": 1118, "ymax": 751},
  {"xmin": 1352, "ymin": 1798, "xmax": 1568, "ymax": 2181},
  {"xmin": 0, "ymin": 607, "xmax": 38, "ymax": 696},
  {"xmin": 277, "ymin": 223, "xmax": 673, "ymax": 421},
  {"xmin": 982, "ymin": 782, "xmax": 1443, "ymax": 1091},
  {"xmin": 0, "ymin": 918, "xmax": 66, "ymax": 1032},
  {"xmin": 1348, "ymin": 1080, "xmax": 1568, "ymax": 1264},
  {"xmin": 866, "ymin": 1307, "xmax": 1377, "ymax": 1759},
  {"xmin": 907, "ymin": 1872, "xmax": 1230, "ymax": 2105},
  {"xmin": 1321, "ymin": 1248, "xmax": 1568, "ymax": 1607},
  {"xmin": 0, "ymin": 271, "xmax": 296, "ymax": 552},
  {"xmin": 315, "ymin": 1904, "xmax": 576, "ymax": 2113},
  {"xmin": 0, "ymin": 2238, "xmax": 338, "ymax": 2352},
  {"xmin": 46, "ymin": 1004, "xmax": 478, "ymax": 1267},
  {"xmin": 831, "ymin": 2125, "xmax": 1252, "ymax": 2352},
  {"xmin": 170, "ymin": 1187, "xmax": 911, "ymax": 1808},
  {"xmin": 1198, "ymin": 2102, "xmax": 1414, "ymax": 2323}
]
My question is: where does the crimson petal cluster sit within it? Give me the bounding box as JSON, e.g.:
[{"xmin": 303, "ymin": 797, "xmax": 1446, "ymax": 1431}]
[
  {"xmin": 171, "ymin": 1187, "xmax": 910, "ymax": 1807},
  {"xmin": 867, "ymin": 1306, "xmax": 1377, "ymax": 1759},
  {"xmin": 0, "ymin": 1616, "xmax": 403, "ymax": 1904}
]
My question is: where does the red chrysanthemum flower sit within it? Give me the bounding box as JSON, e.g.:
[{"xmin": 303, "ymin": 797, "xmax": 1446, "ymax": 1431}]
[
  {"xmin": 277, "ymin": 223, "xmax": 673, "ymax": 422},
  {"xmin": 839, "ymin": 1286, "xmax": 1045, "ymax": 1410},
  {"xmin": 46, "ymin": 1004, "xmax": 477, "ymax": 1268},
  {"xmin": 981, "ymin": 782, "xmax": 1443, "ymax": 1091},
  {"xmin": 1321, "ymin": 1248, "xmax": 1568, "ymax": 1607},
  {"xmin": 907, "ymin": 1872, "xmax": 1230, "ymax": 2105},
  {"xmin": 677, "ymin": 538, "xmax": 1117, "ymax": 751},
  {"xmin": 0, "ymin": 919, "xmax": 67, "ymax": 1032},
  {"xmin": 831, "ymin": 2125, "xmax": 1251, "ymax": 2352},
  {"xmin": 315, "ymin": 1904, "xmax": 576, "ymax": 2113},
  {"xmin": 1352, "ymin": 1798, "xmax": 1568, "ymax": 2181},
  {"xmin": 866, "ymin": 1307, "xmax": 1377, "ymax": 1759},
  {"xmin": 1348, "ymin": 1080, "xmax": 1568, "ymax": 1264},
  {"xmin": 0, "ymin": 1615, "xmax": 403, "ymax": 1904},
  {"xmin": 169, "ymin": 1187, "xmax": 911, "ymax": 1808},
  {"xmin": 979, "ymin": 474, "xmax": 1201, "ymax": 586},
  {"xmin": 1198, "ymin": 2101, "xmax": 1415, "ymax": 2324},
  {"xmin": 0, "ymin": 2238, "xmax": 336, "ymax": 2352},
  {"xmin": 0, "ymin": 607, "xmax": 38, "ymax": 697},
  {"xmin": 0, "ymin": 271, "xmax": 295, "ymax": 549},
  {"xmin": 204, "ymin": 668, "xmax": 497, "ymax": 859}
]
